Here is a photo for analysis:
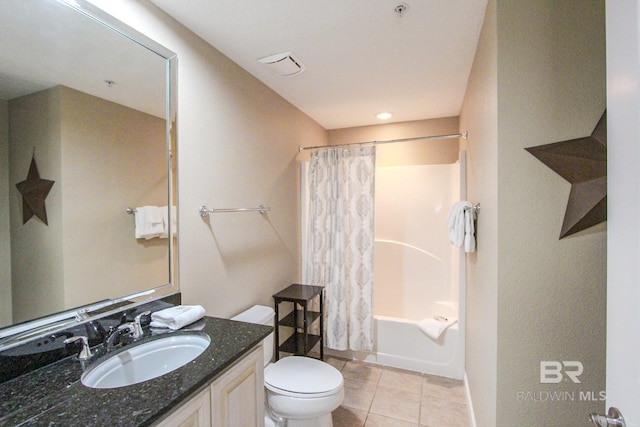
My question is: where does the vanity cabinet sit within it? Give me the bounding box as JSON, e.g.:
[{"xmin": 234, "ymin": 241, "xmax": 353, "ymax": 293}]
[
  {"xmin": 156, "ymin": 345, "xmax": 264, "ymax": 427},
  {"xmin": 157, "ymin": 388, "xmax": 211, "ymax": 427},
  {"xmin": 211, "ymin": 344, "xmax": 264, "ymax": 427}
]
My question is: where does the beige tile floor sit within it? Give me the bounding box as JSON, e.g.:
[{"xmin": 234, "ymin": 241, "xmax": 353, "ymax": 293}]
[{"xmin": 326, "ymin": 357, "xmax": 470, "ymax": 427}]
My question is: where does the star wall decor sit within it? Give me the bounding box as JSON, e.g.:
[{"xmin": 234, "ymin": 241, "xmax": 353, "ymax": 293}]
[
  {"xmin": 525, "ymin": 112, "xmax": 606, "ymax": 239},
  {"xmin": 15, "ymin": 156, "xmax": 55, "ymax": 225}
]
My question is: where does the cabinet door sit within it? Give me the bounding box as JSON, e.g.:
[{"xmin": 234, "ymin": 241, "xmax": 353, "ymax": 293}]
[
  {"xmin": 155, "ymin": 387, "xmax": 211, "ymax": 427},
  {"xmin": 211, "ymin": 345, "xmax": 264, "ymax": 427}
]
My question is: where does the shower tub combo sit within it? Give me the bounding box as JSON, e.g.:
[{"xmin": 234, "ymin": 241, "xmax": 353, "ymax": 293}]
[{"xmin": 325, "ymin": 156, "xmax": 466, "ymax": 380}]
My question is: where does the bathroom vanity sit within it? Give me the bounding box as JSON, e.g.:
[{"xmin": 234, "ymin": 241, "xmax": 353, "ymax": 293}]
[{"xmin": 0, "ymin": 317, "xmax": 271, "ymax": 426}]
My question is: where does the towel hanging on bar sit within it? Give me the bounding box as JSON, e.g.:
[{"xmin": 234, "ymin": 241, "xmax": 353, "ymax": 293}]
[
  {"xmin": 447, "ymin": 201, "xmax": 479, "ymax": 252},
  {"xmin": 130, "ymin": 206, "xmax": 176, "ymax": 239}
]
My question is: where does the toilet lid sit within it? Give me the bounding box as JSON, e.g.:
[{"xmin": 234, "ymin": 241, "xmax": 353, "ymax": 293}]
[{"xmin": 264, "ymin": 356, "xmax": 343, "ymax": 396}]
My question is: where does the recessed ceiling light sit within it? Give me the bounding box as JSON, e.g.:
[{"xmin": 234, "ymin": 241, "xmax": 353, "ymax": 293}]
[{"xmin": 376, "ymin": 112, "xmax": 393, "ymax": 120}]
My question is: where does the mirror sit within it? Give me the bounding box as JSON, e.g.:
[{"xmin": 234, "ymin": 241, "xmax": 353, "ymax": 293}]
[{"xmin": 0, "ymin": 0, "xmax": 177, "ymax": 345}]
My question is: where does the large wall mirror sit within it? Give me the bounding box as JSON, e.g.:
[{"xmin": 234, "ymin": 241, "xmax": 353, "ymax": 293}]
[{"xmin": 0, "ymin": 0, "xmax": 177, "ymax": 345}]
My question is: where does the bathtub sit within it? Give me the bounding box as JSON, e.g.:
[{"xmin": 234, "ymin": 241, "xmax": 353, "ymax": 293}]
[
  {"xmin": 373, "ymin": 315, "xmax": 463, "ymax": 379},
  {"xmin": 326, "ymin": 314, "xmax": 464, "ymax": 380}
]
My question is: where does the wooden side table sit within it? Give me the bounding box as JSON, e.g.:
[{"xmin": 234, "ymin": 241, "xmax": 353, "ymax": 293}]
[{"xmin": 272, "ymin": 284, "xmax": 324, "ymax": 361}]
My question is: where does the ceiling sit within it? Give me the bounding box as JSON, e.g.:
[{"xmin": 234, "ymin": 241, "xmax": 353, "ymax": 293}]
[{"xmin": 149, "ymin": 0, "xmax": 488, "ymax": 130}]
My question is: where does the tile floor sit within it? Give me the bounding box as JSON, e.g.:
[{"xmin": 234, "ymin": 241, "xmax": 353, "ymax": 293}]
[{"xmin": 326, "ymin": 356, "xmax": 470, "ymax": 427}]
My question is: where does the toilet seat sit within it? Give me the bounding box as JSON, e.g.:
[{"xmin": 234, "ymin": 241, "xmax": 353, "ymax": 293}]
[{"xmin": 264, "ymin": 356, "xmax": 343, "ymax": 398}]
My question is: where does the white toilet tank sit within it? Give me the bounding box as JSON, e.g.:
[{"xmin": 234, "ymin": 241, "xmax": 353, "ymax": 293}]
[{"xmin": 231, "ymin": 305, "xmax": 275, "ymax": 366}]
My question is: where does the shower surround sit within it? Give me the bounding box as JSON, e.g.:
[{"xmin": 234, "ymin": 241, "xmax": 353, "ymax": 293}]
[{"xmin": 325, "ymin": 155, "xmax": 466, "ymax": 379}]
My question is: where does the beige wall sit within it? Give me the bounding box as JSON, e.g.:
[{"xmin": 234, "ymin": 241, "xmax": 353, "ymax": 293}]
[
  {"xmin": 8, "ymin": 86, "xmax": 168, "ymax": 322},
  {"xmin": 9, "ymin": 88, "xmax": 65, "ymax": 322},
  {"xmin": 328, "ymin": 117, "xmax": 460, "ymax": 166},
  {"xmin": 92, "ymin": 0, "xmax": 328, "ymax": 318},
  {"xmin": 496, "ymin": 1, "xmax": 606, "ymax": 425},
  {"xmin": 0, "ymin": 101, "xmax": 11, "ymax": 326},
  {"xmin": 59, "ymin": 86, "xmax": 168, "ymax": 308},
  {"xmin": 462, "ymin": 1, "xmax": 606, "ymax": 425},
  {"xmin": 459, "ymin": 0, "xmax": 498, "ymax": 425}
]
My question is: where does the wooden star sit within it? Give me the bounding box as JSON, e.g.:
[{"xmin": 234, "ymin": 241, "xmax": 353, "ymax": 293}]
[
  {"xmin": 15, "ymin": 157, "xmax": 55, "ymax": 225},
  {"xmin": 525, "ymin": 112, "xmax": 606, "ymax": 239}
]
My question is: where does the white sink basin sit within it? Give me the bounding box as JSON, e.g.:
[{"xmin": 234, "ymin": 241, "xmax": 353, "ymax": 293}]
[{"xmin": 81, "ymin": 333, "xmax": 211, "ymax": 389}]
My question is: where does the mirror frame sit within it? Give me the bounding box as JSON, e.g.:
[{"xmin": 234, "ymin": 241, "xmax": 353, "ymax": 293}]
[{"xmin": 0, "ymin": 0, "xmax": 178, "ymax": 350}]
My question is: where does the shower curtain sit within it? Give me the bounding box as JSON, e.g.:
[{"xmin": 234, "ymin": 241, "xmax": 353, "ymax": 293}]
[{"xmin": 306, "ymin": 146, "xmax": 376, "ymax": 351}]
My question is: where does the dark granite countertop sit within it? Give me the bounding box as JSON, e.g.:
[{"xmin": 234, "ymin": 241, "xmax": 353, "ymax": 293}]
[{"xmin": 0, "ymin": 316, "xmax": 272, "ymax": 426}]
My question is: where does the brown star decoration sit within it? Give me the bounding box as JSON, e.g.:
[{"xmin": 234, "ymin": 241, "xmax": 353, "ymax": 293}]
[
  {"xmin": 525, "ymin": 112, "xmax": 606, "ymax": 239},
  {"xmin": 15, "ymin": 156, "xmax": 55, "ymax": 225}
]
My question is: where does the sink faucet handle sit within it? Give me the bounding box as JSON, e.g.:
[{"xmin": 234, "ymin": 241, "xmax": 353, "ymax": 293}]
[
  {"xmin": 133, "ymin": 311, "xmax": 151, "ymax": 338},
  {"xmin": 135, "ymin": 311, "xmax": 151, "ymax": 324},
  {"xmin": 118, "ymin": 322, "xmax": 137, "ymax": 334},
  {"xmin": 63, "ymin": 335, "xmax": 93, "ymax": 360}
]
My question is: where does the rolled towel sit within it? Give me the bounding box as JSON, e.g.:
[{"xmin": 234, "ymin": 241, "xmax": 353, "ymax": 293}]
[
  {"xmin": 150, "ymin": 305, "xmax": 206, "ymax": 330},
  {"xmin": 417, "ymin": 316, "xmax": 458, "ymax": 340}
]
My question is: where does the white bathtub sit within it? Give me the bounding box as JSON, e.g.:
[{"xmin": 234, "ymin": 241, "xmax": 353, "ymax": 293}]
[
  {"xmin": 326, "ymin": 314, "xmax": 464, "ymax": 380},
  {"xmin": 373, "ymin": 315, "xmax": 463, "ymax": 379}
]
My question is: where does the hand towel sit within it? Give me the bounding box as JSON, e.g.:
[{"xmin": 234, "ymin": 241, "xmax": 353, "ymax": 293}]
[
  {"xmin": 150, "ymin": 305, "xmax": 206, "ymax": 330},
  {"xmin": 464, "ymin": 206, "xmax": 476, "ymax": 253},
  {"xmin": 417, "ymin": 316, "xmax": 458, "ymax": 340},
  {"xmin": 134, "ymin": 206, "xmax": 164, "ymax": 239},
  {"xmin": 159, "ymin": 206, "xmax": 177, "ymax": 238},
  {"xmin": 446, "ymin": 201, "xmax": 471, "ymax": 247}
]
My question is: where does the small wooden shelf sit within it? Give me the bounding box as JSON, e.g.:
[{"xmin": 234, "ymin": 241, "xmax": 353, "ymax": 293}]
[
  {"xmin": 273, "ymin": 284, "xmax": 324, "ymax": 361},
  {"xmin": 279, "ymin": 333, "xmax": 322, "ymax": 356},
  {"xmin": 278, "ymin": 310, "xmax": 321, "ymax": 328}
]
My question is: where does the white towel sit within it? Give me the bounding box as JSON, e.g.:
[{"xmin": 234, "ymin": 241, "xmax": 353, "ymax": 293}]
[
  {"xmin": 150, "ymin": 305, "xmax": 206, "ymax": 330},
  {"xmin": 417, "ymin": 316, "xmax": 458, "ymax": 340},
  {"xmin": 446, "ymin": 201, "xmax": 476, "ymax": 253},
  {"xmin": 446, "ymin": 201, "xmax": 470, "ymax": 246},
  {"xmin": 135, "ymin": 206, "xmax": 165, "ymax": 239},
  {"xmin": 464, "ymin": 205, "xmax": 475, "ymax": 253},
  {"xmin": 159, "ymin": 206, "xmax": 177, "ymax": 238}
]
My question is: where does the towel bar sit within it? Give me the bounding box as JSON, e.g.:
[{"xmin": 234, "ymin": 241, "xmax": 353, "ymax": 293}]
[
  {"xmin": 199, "ymin": 205, "xmax": 270, "ymax": 217},
  {"xmin": 465, "ymin": 203, "xmax": 480, "ymax": 216}
]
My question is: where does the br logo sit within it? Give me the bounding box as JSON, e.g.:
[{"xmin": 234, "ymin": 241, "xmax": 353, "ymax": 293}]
[{"xmin": 540, "ymin": 361, "xmax": 584, "ymax": 384}]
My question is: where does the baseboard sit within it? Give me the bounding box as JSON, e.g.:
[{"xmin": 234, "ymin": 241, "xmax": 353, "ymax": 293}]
[{"xmin": 464, "ymin": 372, "xmax": 477, "ymax": 427}]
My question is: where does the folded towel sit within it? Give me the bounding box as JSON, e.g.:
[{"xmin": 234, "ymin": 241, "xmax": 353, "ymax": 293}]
[
  {"xmin": 417, "ymin": 316, "xmax": 458, "ymax": 340},
  {"xmin": 135, "ymin": 206, "xmax": 165, "ymax": 239},
  {"xmin": 150, "ymin": 305, "xmax": 206, "ymax": 330}
]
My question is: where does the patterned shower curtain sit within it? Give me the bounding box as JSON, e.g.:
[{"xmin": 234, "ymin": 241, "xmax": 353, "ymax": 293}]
[{"xmin": 306, "ymin": 146, "xmax": 376, "ymax": 351}]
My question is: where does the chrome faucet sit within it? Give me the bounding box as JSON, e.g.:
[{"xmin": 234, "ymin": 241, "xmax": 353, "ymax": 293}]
[
  {"xmin": 105, "ymin": 323, "xmax": 136, "ymax": 352},
  {"xmin": 64, "ymin": 335, "xmax": 93, "ymax": 360},
  {"xmin": 104, "ymin": 311, "xmax": 150, "ymax": 352}
]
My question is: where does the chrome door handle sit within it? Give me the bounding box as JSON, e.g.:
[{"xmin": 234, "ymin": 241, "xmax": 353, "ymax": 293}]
[{"xmin": 589, "ymin": 407, "xmax": 626, "ymax": 427}]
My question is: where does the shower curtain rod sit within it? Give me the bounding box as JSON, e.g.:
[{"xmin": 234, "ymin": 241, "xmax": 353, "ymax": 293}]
[{"xmin": 298, "ymin": 131, "xmax": 468, "ymax": 152}]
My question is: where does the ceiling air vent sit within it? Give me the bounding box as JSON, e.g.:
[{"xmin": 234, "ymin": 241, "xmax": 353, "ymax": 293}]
[{"xmin": 258, "ymin": 51, "xmax": 307, "ymax": 77}]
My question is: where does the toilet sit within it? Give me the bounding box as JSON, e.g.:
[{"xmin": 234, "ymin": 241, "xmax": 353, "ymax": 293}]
[{"xmin": 231, "ymin": 305, "xmax": 344, "ymax": 427}]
